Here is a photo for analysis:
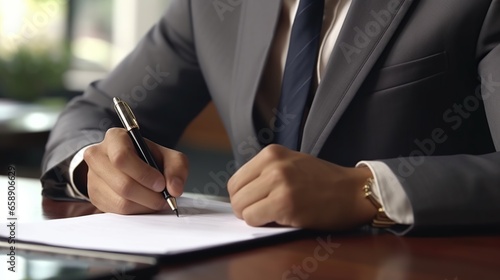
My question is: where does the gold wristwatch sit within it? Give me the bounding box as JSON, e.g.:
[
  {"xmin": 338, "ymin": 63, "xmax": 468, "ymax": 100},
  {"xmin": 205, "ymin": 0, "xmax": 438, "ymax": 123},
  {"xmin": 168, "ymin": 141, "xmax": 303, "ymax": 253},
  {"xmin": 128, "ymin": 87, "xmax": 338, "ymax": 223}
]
[{"xmin": 363, "ymin": 178, "xmax": 396, "ymax": 228}]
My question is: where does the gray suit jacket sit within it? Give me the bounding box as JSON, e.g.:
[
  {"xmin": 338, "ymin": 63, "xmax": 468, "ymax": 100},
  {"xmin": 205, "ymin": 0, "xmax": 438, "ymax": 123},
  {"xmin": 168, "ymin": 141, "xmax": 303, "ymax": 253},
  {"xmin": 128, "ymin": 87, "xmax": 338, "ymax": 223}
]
[{"xmin": 42, "ymin": 0, "xmax": 500, "ymax": 233}]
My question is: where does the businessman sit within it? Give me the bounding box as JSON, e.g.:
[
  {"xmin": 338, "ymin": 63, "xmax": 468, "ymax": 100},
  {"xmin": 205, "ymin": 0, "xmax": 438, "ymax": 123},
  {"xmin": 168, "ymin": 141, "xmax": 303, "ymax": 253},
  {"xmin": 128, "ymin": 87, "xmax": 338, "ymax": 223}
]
[{"xmin": 42, "ymin": 0, "xmax": 500, "ymax": 234}]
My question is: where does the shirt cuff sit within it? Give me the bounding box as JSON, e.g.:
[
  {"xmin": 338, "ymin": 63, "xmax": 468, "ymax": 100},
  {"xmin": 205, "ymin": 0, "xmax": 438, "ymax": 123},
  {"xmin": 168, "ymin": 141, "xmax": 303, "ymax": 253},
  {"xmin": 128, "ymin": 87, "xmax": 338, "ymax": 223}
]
[
  {"xmin": 67, "ymin": 144, "xmax": 96, "ymax": 201},
  {"xmin": 357, "ymin": 161, "xmax": 414, "ymax": 225}
]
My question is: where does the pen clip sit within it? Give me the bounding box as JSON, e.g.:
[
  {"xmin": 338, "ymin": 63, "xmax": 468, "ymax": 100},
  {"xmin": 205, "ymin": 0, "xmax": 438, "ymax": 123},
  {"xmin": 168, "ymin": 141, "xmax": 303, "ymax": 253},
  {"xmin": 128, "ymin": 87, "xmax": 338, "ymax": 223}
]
[{"xmin": 113, "ymin": 97, "xmax": 139, "ymax": 131}]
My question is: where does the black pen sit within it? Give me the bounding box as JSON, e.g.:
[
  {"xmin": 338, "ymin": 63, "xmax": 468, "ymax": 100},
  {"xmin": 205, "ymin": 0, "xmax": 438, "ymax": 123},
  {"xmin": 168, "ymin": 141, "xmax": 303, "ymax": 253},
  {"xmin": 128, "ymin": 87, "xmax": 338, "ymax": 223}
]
[{"xmin": 113, "ymin": 97, "xmax": 179, "ymax": 217}]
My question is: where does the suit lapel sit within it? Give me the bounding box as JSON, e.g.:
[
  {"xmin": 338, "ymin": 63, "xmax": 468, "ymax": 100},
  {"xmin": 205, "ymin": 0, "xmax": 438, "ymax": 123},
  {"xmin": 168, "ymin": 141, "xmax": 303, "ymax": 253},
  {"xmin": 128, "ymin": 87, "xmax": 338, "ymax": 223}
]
[
  {"xmin": 301, "ymin": 0, "xmax": 415, "ymax": 156},
  {"xmin": 230, "ymin": 0, "xmax": 281, "ymax": 162}
]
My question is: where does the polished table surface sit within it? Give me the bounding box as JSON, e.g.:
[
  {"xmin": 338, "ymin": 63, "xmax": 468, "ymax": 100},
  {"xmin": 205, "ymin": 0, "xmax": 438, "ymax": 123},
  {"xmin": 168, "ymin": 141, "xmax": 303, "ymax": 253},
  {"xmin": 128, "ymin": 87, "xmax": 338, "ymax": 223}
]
[{"xmin": 1, "ymin": 176, "xmax": 500, "ymax": 280}]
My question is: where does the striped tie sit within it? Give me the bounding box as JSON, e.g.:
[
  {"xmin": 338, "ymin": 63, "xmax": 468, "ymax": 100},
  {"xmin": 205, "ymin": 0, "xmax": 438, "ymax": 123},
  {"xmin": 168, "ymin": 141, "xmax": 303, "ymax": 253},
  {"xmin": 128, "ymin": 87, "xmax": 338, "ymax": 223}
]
[{"xmin": 275, "ymin": 0, "xmax": 325, "ymax": 150}]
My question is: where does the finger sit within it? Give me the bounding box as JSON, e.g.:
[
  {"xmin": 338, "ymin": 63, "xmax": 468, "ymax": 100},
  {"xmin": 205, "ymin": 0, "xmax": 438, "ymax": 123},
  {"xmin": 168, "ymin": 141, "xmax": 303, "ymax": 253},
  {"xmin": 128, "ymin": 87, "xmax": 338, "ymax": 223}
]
[
  {"xmin": 228, "ymin": 144, "xmax": 289, "ymax": 196},
  {"xmin": 240, "ymin": 197, "xmax": 279, "ymax": 227},
  {"xmin": 228, "ymin": 161, "xmax": 260, "ymax": 197},
  {"xmin": 227, "ymin": 156, "xmax": 263, "ymax": 197},
  {"xmin": 230, "ymin": 175, "xmax": 272, "ymax": 219},
  {"xmin": 84, "ymin": 142, "xmax": 114, "ymax": 178},
  {"xmin": 101, "ymin": 128, "xmax": 166, "ymax": 192},
  {"xmin": 85, "ymin": 144, "xmax": 167, "ymax": 211},
  {"xmin": 87, "ymin": 168, "xmax": 159, "ymax": 214},
  {"xmin": 93, "ymin": 162, "xmax": 167, "ymax": 211},
  {"xmin": 147, "ymin": 140, "xmax": 188, "ymax": 197}
]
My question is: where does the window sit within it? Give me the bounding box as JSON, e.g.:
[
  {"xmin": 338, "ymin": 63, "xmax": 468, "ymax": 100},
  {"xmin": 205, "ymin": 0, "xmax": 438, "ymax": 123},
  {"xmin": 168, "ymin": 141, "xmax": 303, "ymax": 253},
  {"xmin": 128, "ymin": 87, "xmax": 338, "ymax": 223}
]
[
  {"xmin": 0, "ymin": 0, "xmax": 171, "ymax": 92},
  {"xmin": 66, "ymin": 0, "xmax": 171, "ymax": 90},
  {"xmin": 68, "ymin": 0, "xmax": 113, "ymax": 71},
  {"xmin": 0, "ymin": 0, "xmax": 66, "ymax": 55}
]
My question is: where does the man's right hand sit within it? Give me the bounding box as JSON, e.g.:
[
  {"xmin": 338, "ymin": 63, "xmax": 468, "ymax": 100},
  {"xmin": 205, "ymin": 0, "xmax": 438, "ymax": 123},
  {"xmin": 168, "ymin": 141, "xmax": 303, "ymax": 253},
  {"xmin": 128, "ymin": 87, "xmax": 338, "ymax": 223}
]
[{"xmin": 81, "ymin": 128, "xmax": 188, "ymax": 214}]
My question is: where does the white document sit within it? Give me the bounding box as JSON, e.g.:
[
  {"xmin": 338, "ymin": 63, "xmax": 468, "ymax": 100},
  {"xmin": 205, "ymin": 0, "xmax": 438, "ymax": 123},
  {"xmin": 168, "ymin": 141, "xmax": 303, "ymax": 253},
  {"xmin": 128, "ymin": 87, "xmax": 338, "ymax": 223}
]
[{"xmin": 0, "ymin": 197, "xmax": 296, "ymax": 255}]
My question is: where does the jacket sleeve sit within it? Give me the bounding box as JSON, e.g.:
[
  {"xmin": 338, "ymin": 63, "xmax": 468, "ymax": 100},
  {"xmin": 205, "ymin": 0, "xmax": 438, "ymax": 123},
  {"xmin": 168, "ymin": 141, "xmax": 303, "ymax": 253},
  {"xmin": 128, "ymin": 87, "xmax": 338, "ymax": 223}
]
[
  {"xmin": 41, "ymin": 0, "xmax": 211, "ymax": 200},
  {"xmin": 381, "ymin": 0, "xmax": 500, "ymax": 234}
]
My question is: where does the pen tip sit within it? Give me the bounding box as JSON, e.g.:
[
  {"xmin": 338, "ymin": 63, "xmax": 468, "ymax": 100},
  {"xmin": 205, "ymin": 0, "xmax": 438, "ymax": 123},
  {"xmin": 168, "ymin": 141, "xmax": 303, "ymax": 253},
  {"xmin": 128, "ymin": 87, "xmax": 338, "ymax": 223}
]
[
  {"xmin": 113, "ymin": 97, "xmax": 120, "ymax": 104},
  {"xmin": 175, "ymin": 209, "xmax": 179, "ymax": 217}
]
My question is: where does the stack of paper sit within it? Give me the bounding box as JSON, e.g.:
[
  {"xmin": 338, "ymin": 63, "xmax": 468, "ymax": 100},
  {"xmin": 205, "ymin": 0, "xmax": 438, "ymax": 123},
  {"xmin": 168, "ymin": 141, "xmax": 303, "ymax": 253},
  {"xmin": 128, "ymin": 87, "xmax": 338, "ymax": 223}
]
[{"xmin": 0, "ymin": 197, "xmax": 296, "ymax": 255}]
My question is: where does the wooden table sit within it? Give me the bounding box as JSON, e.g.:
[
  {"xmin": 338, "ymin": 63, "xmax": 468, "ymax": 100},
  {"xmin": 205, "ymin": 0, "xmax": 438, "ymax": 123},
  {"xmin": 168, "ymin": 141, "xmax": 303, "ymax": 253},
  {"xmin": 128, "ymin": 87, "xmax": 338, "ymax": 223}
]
[{"xmin": 2, "ymin": 176, "xmax": 499, "ymax": 280}]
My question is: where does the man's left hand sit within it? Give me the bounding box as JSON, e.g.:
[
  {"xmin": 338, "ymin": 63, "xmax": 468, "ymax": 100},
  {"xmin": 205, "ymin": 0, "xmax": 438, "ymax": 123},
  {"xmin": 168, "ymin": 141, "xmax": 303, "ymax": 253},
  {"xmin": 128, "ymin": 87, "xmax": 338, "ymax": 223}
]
[{"xmin": 228, "ymin": 144, "xmax": 378, "ymax": 231}]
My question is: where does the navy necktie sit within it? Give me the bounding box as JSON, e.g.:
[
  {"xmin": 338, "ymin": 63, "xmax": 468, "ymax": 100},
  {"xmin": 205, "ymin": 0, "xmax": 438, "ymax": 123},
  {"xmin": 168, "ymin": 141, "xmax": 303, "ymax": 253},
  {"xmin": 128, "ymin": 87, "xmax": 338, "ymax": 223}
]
[{"xmin": 274, "ymin": 0, "xmax": 325, "ymax": 150}]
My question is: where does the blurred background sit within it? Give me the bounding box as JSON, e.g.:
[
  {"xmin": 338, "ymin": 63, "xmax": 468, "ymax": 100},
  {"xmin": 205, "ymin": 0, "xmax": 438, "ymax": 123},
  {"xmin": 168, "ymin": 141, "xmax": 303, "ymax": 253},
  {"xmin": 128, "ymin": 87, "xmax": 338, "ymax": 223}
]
[{"xmin": 0, "ymin": 0, "xmax": 232, "ymax": 196}]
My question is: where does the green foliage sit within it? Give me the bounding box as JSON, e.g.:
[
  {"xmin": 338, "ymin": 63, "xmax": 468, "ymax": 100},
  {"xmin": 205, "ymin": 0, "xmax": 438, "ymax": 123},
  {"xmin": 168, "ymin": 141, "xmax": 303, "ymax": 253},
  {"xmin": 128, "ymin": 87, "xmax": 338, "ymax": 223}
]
[{"xmin": 0, "ymin": 45, "xmax": 70, "ymax": 102}]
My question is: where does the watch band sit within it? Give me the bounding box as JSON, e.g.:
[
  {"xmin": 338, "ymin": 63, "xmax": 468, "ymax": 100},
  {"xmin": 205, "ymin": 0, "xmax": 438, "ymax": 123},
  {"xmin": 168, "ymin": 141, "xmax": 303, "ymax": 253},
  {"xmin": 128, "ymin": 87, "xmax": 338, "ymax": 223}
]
[{"xmin": 363, "ymin": 178, "xmax": 396, "ymax": 228}]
